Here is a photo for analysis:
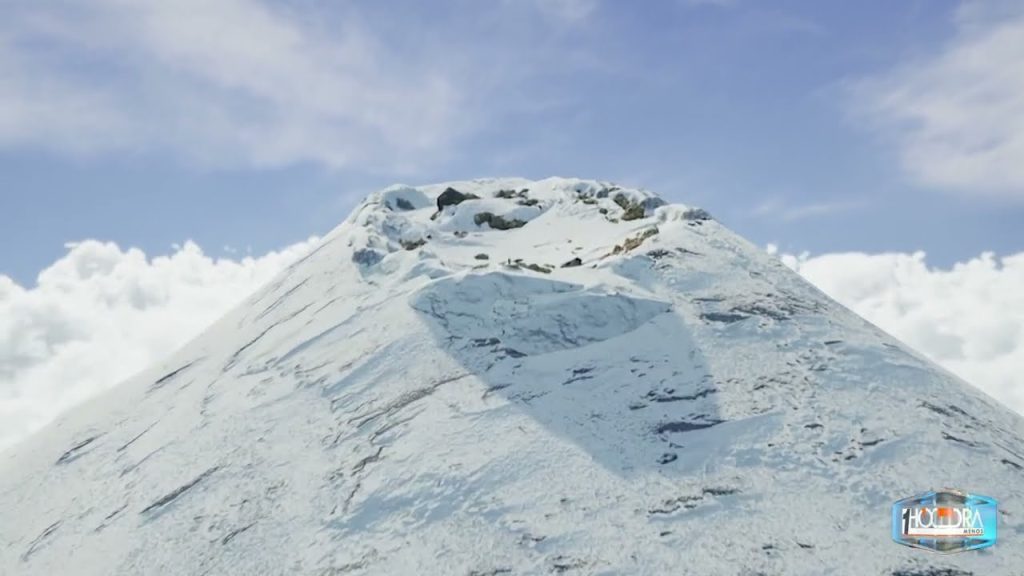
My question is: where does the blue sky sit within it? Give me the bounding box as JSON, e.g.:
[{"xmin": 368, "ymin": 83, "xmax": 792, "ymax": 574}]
[{"xmin": 2, "ymin": 0, "xmax": 1023, "ymax": 285}]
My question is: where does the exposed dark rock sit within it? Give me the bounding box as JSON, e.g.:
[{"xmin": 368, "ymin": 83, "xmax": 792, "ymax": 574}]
[
  {"xmin": 522, "ymin": 263, "xmax": 552, "ymax": 274},
  {"xmin": 648, "ymin": 486, "xmax": 738, "ymax": 516},
  {"xmin": 645, "ymin": 387, "xmax": 716, "ymax": 402},
  {"xmin": 563, "ymin": 373, "xmax": 594, "ymax": 386},
  {"xmin": 550, "ymin": 555, "xmax": 586, "ymax": 573},
  {"xmin": 225, "ymin": 302, "xmax": 313, "ymax": 370},
  {"xmin": 349, "ymin": 373, "xmax": 471, "ymax": 429},
  {"xmin": 683, "ymin": 207, "xmax": 712, "ymax": 221},
  {"xmin": 474, "ymin": 212, "xmax": 527, "ymax": 230},
  {"xmin": 22, "ymin": 520, "xmax": 61, "ymax": 561},
  {"xmin": 699, "ymin": 295, "xmax": 820, "ymax": 325},
  {"xmin": 939, "ymin": 404, "xmax": 977, "ymax": 426},
  {"xmin": 95, "ymin": 503, "xmax": 129, "ymax": 532},
  {"xmin": 400, "ymin": 238, "xmax": 426, "ymax": 251},
  {"xmin": 519, "ymin": 533, "xmax": 546, "ymax": 544},
  {"xmin": 648, "ymin": 495, "xmax": 702, "ymax": 515},
  {"xmin": 656, "ymin": 419, "xmax": 724, "ymax": 434},
  {"xmin": 352, "ymin": 249, "xmax": 384, "ymax": 267},
  {"xmin": 610, "ymin": 227, "xmax": 659, "ymax": 255},
  {"xmin": 482, "ymin": 383, "xmax": 513, "ymax": 398},
  {"xmin": 495, "ymin": 189, "xmax": 518, "ymax": 199},
  {"xmin": 702, "ymin": 487, "xmax": 739, "ymax": 496},
  {"xmin": 518, "ymin": 198, "xmax": 540, "ymax": 207},
  {"xmin": 437, "ymin": 187, "xmax": 479, "ymax": 211},
  {"xmin": 642, "ymin": 197, "xmax": 667, "ymax": 211},
  {"xmin": 892, "ymin": 565, "xmax": 970, "ymax": 569},
  {"xmin": 613, "ymin": 194, "xmax": 646, "ymax": 221},
  {"xmin": 56, "ymin": 435, "xmax": 100, "ymax": 465},
  {"xmin": 253, "ymin": 278, "xmax": 310, "ymax": 322},
  {"xmin": 701, "ymin": 312, "xmax": 748, "ymax": 324},
  {"xmin": 352, "ymin": 447, "xmax": 384, "ymax": 475},
  {"xmin": 394, "ymin": 197, "xmax": 415, "ymax": 211},
  {"xmin": 658, "ymin": 453, "xmax": 678, "ymax": 464},
  {"xmin": 221, "ymin": 522, "xmax": 256, "ymax": 545},
  {"xmin": 151, "ymin": 361, "xmax": 196, "ymax": 391},
  {"xmin": 140, "ymin": 467, "xmax": 219, "ymax": 516},
  {"xmin": 1001, "ymin": 458, "xmax": 1023, "ymax": 471},
  {"xmin": 117, "ymin": 423, "xmax": 157, "ymax": 452},
  {"xmin": 561, "ymin": 257, "xmax": 582, "ymax": 268},
  {"xmin": 621, "ymin": 205, "xmax": 645, "ymax": 221},
  {"xmin": 942, "ymin": 432, "xmax": 981, "ymax": 447},
  {"xmin": 925, "ymin": 401, "xmax": 954, "ymax": 414},
  {"xmin": 735, "ymin": 303, "xmax": 791, "ymax": 321}
]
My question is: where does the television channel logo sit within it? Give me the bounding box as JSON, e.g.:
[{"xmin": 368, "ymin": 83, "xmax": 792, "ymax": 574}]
[{"xmin": 892, "ymin": 489, "xmax": 998, "ymax": 553}]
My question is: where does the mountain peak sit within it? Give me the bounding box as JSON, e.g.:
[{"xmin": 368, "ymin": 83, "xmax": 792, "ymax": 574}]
[
  {"xmin": 340, "ymin": 177, "xmax": 708, "ymax": 276},
  {"xmin": 2, "ymin": 178, "xmax": 1023, "ymax": 575}
]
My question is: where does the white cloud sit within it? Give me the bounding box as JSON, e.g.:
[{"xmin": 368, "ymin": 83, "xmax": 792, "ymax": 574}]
[
  {"xmin": 854, "ymin": 1, "xmax": 1024, "ymax": 197},
  {"xmin": 0, "ymin": 237, "xmax": 317, "ymax": 453},
  {"xmin": 776, "ymin": 248, "xmax": 1024, "ymax": 415},
  {"xmin": 1, "ymin": 1, "xmax": 432, "ymax": 168},
  {"xmin": 1, "ymin": 0, "xmax": 581, "ymax": 171}
]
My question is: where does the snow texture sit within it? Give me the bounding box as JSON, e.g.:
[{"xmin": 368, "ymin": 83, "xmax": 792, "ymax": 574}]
[{"xmin": 1, "ymin": 177, "xmax": 1022, "ymax": 575}]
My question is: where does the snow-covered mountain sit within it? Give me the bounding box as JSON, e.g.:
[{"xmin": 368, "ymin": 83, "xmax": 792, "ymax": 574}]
[{"xmin": 1, "ymin": 178, "xmax": 1022, "ymax": 576}]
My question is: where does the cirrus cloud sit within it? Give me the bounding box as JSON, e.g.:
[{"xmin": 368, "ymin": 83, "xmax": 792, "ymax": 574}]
[
  {"xmin": 0, "ymin": 0, "xmax": 593, "ymax": 172},
  {"xmin": 0, "ymin": 1, "xmax": 461, "ymax": 170},
  {"xmin": 854, "ymin": 0, "xmax": 1024, "ymax": 198}
]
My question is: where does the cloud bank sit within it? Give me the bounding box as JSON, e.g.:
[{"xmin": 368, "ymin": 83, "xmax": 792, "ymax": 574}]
[
  {"xmin": 770, "ymin": 246, "xmax": 1024, "ymax": 415},
  {"xmin": 855, "ymin": 0, "xmax": 1024, "ymax": 197},
  {"xmin": 0, "ymin": 238, "xmax": 317, "ymax": 453}
]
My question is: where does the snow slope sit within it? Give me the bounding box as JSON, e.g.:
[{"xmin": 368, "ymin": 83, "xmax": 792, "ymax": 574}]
[{"xmin": 1, "ymin": 178, "xmax": 1022, "ymax": 576}]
